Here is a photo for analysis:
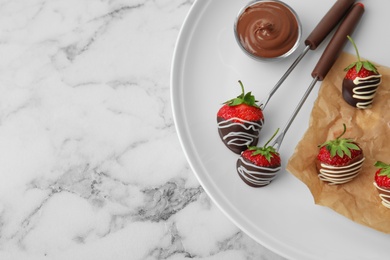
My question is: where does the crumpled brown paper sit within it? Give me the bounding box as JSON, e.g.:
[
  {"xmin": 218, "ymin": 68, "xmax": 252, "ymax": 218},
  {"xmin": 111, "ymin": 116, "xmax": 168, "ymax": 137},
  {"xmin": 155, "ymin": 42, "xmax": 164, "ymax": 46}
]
[{"xmin": 287, "ymin": 52, "xmax": 390, "ymax": 234}]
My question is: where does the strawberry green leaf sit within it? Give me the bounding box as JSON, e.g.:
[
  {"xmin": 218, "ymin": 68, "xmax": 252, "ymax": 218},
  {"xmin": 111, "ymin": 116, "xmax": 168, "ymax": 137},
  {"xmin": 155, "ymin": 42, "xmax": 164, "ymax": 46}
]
[
  {"xmin": 230, "ymin": 98, "xmax": 243, "ymax": 106},
  {"xmin": 380, "ymin": 169, "xmax": 390, "ymax": 177},
  {"xmin": 341, "ymin": 145, "xmax": 351, "ymax": 158},
  {"xmin": 318, "ymin": 124, "xmax": 360, "ymax": 158},
  {"xmin": 248, "ymin": 128, "xmax": 279, "ymax": 163},
  {"xmin": 375, "ymin": 161, "xmax": 390, "ymax": 177},
  {"xmin": 375, "ymin": 161, "xmax": 389, "ymax": 168},
  {"xmin": 337, "ymin": 147, "xmax": 344, "ymax": 158},
  {"xmin": 355, "ymin": 61, "xmax": 362, "ymax": 73},
  {"xmin": 362, "ymin": 61, "xmax": 378, "ymax": 74},
  {"xmin": 344, "ymin": 62, "xmax": 357, "ymax": 71},
  {"xmin": 344, "ymin": 142, "xmax": 360, "ymax": 150},
  {"xmin": 330, "ymin": 145, "xmax": 337, "ymax": 157},
  {"xmin": 250, "ymin": 146, "xmax": 275, "ymax": 161},
  {"xmin": 244, "ymin": 92, "xmax": 256, "ymax": 104},
  {"xmin": 224, "ymin": 81, "xmax": 259, "ymax": 108}
]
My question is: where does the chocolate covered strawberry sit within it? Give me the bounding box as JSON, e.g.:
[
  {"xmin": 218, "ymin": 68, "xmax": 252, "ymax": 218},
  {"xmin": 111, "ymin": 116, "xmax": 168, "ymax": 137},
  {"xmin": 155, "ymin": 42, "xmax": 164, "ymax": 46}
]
[
  {"xmin": 217, "ymin": 80, "xmax": 264, "ymax": 154},
  {"xmin": 236, "ymin": 129, "xmax": 281, "ymax": 187},
  {"xmin": 316, "ymin": 124, "xmax": 365, "ymax": 185},
  {"xmin": 342, "ymin": 35, "xmax": 382, "ymax": 109},
  {"xmin": 373, "ymin": 161, "xmax": 390, "ymax": 209}
]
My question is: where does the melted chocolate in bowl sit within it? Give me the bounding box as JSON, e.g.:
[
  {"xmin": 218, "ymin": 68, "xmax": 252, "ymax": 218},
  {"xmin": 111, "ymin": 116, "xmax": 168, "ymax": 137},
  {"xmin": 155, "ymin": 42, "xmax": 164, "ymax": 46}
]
[{"xmin": 235, "ymin": 0, "xmax": 301, "ymax": 60}]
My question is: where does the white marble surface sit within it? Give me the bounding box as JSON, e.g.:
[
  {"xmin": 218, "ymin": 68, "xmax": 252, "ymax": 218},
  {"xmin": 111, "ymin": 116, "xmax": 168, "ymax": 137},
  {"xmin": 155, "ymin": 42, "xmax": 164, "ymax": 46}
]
[{"xmin": 0, "ymin": 0, "xmax": 285, "ymax": 259}]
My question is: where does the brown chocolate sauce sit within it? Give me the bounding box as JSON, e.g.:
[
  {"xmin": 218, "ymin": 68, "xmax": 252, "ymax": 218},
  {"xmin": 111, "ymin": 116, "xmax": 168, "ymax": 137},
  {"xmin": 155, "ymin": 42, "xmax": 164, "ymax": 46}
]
[{"xmin": 236, "ymin": 1, "xmax": 300, "ymax": 59}]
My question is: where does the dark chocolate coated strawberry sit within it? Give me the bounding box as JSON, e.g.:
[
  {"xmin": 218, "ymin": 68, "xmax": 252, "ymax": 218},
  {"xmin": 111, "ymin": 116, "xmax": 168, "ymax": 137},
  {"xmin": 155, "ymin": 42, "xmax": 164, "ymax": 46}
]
[
  {"xmin": 316, "ymin": 124, "xmax": 364, "ymax": 185},
  {"xmin": 342, "ymin": 36, "xmax": 381, "ymax": 109},
  {"xmin": 373, "ymin": 161, "xmax": 390, "ymax": 209},
  {"xmin": 236, "ymin": 129, "xmax": 281, "ymax": 187},
  {"xmin": 217, "ymin": 81, "xmax": 264, "ymax": 154}
]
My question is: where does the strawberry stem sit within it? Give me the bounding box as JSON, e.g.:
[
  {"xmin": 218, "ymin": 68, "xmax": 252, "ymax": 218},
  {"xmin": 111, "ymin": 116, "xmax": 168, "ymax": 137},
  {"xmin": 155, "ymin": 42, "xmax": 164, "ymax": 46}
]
[
  {"xmin": 347, "ymin": 35, "xmax": 361, "ymax": 62},
  {"xmin": 335, "ymin": 123, "xmax": 347, "ymax": 140},
  {"xmin": 264, "ymin": 128, "xmax": 279, "ymax": 148},
  {"xmin": 223, "ymin": 81, "xmax": 259, "ymax": 108},
  {"xmin": 248, "ymin": 128, "xmax": 280, "ymax": 162},
  {"xmin": 238, "ymin": 80, "xmax": 245, "ymax": 96}
]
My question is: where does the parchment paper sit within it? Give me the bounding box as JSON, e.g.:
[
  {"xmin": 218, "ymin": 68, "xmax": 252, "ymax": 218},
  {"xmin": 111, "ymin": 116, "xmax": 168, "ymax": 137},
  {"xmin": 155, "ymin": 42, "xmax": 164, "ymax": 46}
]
[{"xmin": 286, "ymin": 52, "xmax": 390, "ymax": 234}]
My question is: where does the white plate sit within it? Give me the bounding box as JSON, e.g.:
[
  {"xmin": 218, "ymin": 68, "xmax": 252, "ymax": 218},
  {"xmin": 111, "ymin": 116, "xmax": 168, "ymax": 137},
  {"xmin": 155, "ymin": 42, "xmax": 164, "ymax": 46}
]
[{"xmin": 171, "ymin": 0, "xmax": 390, "ymax": 259}]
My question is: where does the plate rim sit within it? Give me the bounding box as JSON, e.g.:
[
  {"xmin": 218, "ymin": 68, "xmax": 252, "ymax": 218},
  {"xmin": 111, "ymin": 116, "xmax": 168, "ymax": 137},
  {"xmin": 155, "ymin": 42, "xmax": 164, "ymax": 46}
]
[
  {"xmin": 170, "ymin": 1, "xmax": 389, "ymax": 259},
  {"xmin": 170, "ymin": 1, "xmax": 303, "ymax": 258}
]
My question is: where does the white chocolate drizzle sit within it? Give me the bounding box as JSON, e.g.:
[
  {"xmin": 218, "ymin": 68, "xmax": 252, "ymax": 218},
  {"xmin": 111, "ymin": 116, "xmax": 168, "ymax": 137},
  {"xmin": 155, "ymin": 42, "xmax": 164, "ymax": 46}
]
[
  {"xmin": 318, "ymin": 157, "xmax": 365, "ymax": 185},
  {"xmin": 237, "ymin": 157, "xmax": 280, "ymax": 186},
  {"xmin": 352, "ymin": 74, "xmax": 382, "ymax": 109},
  {"xmin": 373, "ymin": 182, "xmax": 390, "ymax": 209},
  {"xmin": 218, "ymin": 117, "xmax": 263, "ymax": 147}
]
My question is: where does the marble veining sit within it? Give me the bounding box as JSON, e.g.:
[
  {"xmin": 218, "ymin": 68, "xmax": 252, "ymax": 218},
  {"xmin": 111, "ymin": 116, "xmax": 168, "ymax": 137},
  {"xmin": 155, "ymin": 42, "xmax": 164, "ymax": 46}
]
[{"xmin": 0, "ymin": 0, "xmax": 285, "ymax": 259}]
